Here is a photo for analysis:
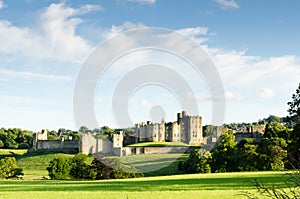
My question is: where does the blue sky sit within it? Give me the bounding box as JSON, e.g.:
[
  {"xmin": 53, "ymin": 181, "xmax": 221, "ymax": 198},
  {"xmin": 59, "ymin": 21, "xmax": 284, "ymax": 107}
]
[{"xmin": 0, "ymin": 0, "xmax": 299, "ymax": 131}]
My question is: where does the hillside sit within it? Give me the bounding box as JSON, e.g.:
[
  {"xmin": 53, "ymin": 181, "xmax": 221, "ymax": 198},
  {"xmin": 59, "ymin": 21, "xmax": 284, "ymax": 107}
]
[{"xmin": 0, "ymin": 149, "xmax": 188, "ymax": 179}]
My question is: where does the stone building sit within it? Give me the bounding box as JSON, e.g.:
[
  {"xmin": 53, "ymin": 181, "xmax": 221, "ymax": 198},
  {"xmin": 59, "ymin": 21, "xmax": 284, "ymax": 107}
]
[{"xmin": 135, "ymin": 111, "xmax": 203, "ymax": 146}]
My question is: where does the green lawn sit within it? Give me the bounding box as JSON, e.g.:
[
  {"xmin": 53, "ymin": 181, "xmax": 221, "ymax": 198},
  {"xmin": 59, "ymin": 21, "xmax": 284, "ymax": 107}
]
[
  {"xmin": 0, "ymin": 171, "xmax": 292, "ymax": 199},
  {"xmin": 116, "ymin": 153, "xmax": 189, "ymax": 176},
  {"xmin": 126, "ymin": 142, "xmax": 188, "ymax": 147},
  {"xmin": 0, "ymin": 149, "xmax": 28, "ymax": 156}
]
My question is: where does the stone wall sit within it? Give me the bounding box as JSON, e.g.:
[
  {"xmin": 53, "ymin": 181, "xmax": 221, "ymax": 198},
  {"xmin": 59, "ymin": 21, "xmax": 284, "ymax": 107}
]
[
  {"xmin": 79, "ymin": 133, "xmax": 113, "ymax": 155},
  {"xmin": 36, "ymin": 140, "xmax": 79, "ymax": 153},
  {"xmin": 121, "ymin": 146, "xmax": 192, "ymax": 156}
]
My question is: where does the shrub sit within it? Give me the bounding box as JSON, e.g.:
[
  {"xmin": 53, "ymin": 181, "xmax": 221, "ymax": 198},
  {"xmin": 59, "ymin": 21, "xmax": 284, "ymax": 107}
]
[
  {"xmin": 0, "ymin": 157, "xmax": 24, "ymax": 179},
  {"xmin": 46, "ymin": 156, "xmax": 71, "ymax": 180},
  {"xmin": 183, "ymin": 149, "xmax": 212, "ymax": 174}
]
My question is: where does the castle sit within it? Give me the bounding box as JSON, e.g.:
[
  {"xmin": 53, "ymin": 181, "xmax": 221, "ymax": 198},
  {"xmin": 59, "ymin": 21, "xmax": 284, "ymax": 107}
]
[
  {"xmin": 32, "ymin": 111, "xmax": 204, "ymax": 156},
  {"xmin": 32, "ymin": 111, "xmax": 266, "ymax": 156},
  {"xmin": 135, "ymin": 111, "xmax": 203, "ymax": 145}
]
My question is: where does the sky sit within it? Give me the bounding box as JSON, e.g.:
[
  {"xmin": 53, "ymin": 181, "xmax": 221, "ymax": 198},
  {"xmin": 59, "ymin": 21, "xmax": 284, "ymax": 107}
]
[{"xmin": 0, "ymin": 0, "xmax": 300, "ymax": 131}]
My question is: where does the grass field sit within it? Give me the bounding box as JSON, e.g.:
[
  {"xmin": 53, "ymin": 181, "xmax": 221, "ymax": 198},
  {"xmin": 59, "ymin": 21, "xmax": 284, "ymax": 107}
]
[
  {"xmin": 0, "ymin": 171, "xmax": 292, "ymax": 199},
  {"xmin": 0, "ymin": 149, "xmax": 295, "ymax": 198},
  {"xmin": 126, "ymin": 142, "xmax": 188, "ymax": 147},
  {"xmin": 1, "ymin": 149, "xmax": 189, "ymax": 179}
]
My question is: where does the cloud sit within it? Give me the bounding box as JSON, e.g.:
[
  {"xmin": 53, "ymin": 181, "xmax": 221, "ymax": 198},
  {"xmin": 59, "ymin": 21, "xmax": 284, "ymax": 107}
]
[
  {"xmin": 127, "ymin": 0, "xmax": 156, "ymax": 5},
  {"xmin": 256, "ymin": 88, "xmax": 276, "ymax": 99},
  {"xmin": 0, "ymin": 69, "xmax": 73, "ymax": 81},
  {"xmin": 0, "ymin": 2, "xmax": 102, "ymax": 63},
  {"xmin": 177, "ymin": 27, "xmax": 209, "ymax": 44},
  {"xmin": 225, "ymin": 91, "xmax": 246, "ymax": 101},
  {"xmin": 0, "ymin": 0, "xmax": 6, "ymax": 10},
  {"xmin": 215, "ymin": 0, "xmax": 239, "ymax": 9}
]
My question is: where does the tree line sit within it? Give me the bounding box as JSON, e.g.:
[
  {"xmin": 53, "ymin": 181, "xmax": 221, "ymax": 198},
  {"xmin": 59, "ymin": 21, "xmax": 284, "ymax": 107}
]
[
  {"xmin": 46, "ymin": 154, "xmax": 143, "ymax": 180},
  {"xmin": 183, "ymin": 83, "xmax": 300, "ymax": 174}
]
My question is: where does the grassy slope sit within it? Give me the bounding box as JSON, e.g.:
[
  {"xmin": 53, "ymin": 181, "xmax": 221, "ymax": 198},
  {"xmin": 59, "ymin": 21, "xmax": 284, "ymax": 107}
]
[
  {"xmin": 126, "ymin": 142, "xmax": 188, "ymax": 147},
  {"xmin": 0, "ymin": 171, "xmax": 291, "ymax": 199}
]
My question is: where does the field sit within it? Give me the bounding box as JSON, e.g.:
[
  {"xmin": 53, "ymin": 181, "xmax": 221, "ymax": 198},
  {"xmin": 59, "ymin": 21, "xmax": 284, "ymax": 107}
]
[
  {"xmin": 0, "ymin": 171, "xmax": 291, "ymax": 199},
  {"xmin": 0, "ymin": 149, "xmax": 294, "ymax": 198}
]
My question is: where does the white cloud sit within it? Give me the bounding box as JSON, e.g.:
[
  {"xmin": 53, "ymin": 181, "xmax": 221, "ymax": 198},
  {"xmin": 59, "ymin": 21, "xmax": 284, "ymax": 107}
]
[
  {"xmin": 0, "ymin": 2, "xmax": 102, "ymax": 63},
  {"xmin": 0, "ymin": 69, "xmax": 72, "ymax": 81},
  {"xmin": 177, "ymin": 27, "xmax": 209, "ymax": 44},
  {"xmin": 0, "ymin": 0, "xmax": 6, "ymax": 10},
  {"xmin": 127, "ymin": 0, "xmax": 156, "ymax": 5},
  {"xmin": 256, "ymin": 88, "xmax": 276, "ymax": 99},
  {"xmin": 215, "ymin": 0, "xmax": 239, "ymax": 9},
  {"xmin": 225, "ymin": 91, "xmax": 246, "ymax": 101}
]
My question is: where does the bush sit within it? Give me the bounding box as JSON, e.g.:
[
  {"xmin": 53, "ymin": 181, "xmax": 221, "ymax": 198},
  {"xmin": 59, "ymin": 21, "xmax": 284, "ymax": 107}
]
[
  {"xmin": 46, "ymin": 156, "xmax": 71, "ymax": 180},
  {"xmin": 0, "ymin": 157, "xmax": 24, "ymax": 179},
  {"xmin": 183, "ymin": 149, "xmax": 212, "ymax": 174},
  {"xmin": 46, "ymin": 154, "xmax": 143, "ymax": 180},
  {"xmin": 70, "ymin": 154, "xmax": 90, "ymax": 180}
]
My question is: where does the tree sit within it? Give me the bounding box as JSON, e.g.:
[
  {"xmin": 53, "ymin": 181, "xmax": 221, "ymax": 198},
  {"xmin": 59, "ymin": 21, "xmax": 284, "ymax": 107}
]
[
  {"xmin": 184, "ymin": 149, "xmax": 212, "ymax": 173},
  {"xmin": 0, "ymin": 139, "xmax": 4, "ymax": 148},
  {"xmin": 264, "ymin": 122, "xmax": 291, "ymax": 142},
  {"xmin": 46, "ymin": 157, "xmax": 71, "ymax": 180},
  {"xmin": 70, "ymin": 154, "xmax": 89, "ymax": 180},
  {"xmin": 287, "ymin": 83, "xmax": 300, "ymax": 123},
  {"xmin": 211, "ymin": 130, "xmax": 237, "ymax": 172},
  {"xmin": 257, "ymin": 138, "xmax": 287, "ymax": 171},
  {"xmin": 0, "ymin": 157, "xmax": 23, "ymax": 179},
  {"xmin": 236, "ymin": 138, "xmax": 259, "ymax": 171},
  {"xmin": 79, "ymin": 126, "xmax": 89, "ymax": 134},
  {"xmin": 287, "ymin": 83, "xmax": 300, "ymax": 167}
]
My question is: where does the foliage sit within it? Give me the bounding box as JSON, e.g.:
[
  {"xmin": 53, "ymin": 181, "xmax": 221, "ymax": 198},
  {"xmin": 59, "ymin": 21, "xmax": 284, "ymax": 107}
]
[
  {"xmin": 236, "ymin": 138, "xmax": 259, "ymax": 171},
  {"xmin": 264, "ymin": 122, "xmax": 292, "ymax": 146},
  {"xmin": 287, "ymin": 83, "xmax": 300, "ymax": 123},
  {"xmin": 46, "ymin": 154, "xmax": 143, "ymax": 180},
  {"xmin": 46, "ymin": 156, "xmax": 71, "ymax": 180},
  {"xmin": 288, "ymin": 123, "xmax": 300, "ymax": 167},
  {"xmin": 183, "ymin": 149, "xmax": 212, "ymax": 173},
  {"xmin": 0, "ymin": 140, "xmax": 4, "ymax": 148},
  {"xmin": 0, "ymin": 128, "xmax": 33, "ymax": 149},
  {"xmin": 0, "ymin": 157, "xmax": 23, "ymax": 179},
  {"xmin": 69, "ymin": 154, "xmax": 90, "ymax": 180},
  {"xmin": 89, "ymin": 155, "xmax": 143, "ymax": 180},
  {"xmin": 211, "ymin": 130, "xmax": 237, "ymax": 172},
  {"xmin": 257, "ymin": 138, "xmax": 287, "ymax": 171}
]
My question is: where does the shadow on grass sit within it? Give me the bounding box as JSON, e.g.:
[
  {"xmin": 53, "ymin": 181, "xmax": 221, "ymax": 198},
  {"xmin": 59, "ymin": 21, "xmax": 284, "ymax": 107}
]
[{"xmin": 0, "ymin": 174, "xmax": 289, "ymax": 192}]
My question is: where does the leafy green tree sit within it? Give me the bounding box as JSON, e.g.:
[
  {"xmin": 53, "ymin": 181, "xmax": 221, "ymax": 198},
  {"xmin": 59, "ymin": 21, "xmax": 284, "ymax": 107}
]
[
  {"xmin": 46, "ymin": 157, "xmax": 71, "ymax": 180},
  {"xmin": 286, "ymin": 84, "xmax": 300, "ymax": 167},
  {"xmin": 287, "ymin": 83, "xmax": 300, "ymax": 123},
  {"xmin": 0, "ymin": 157, "xmax": 23, "ymax": 179},
  {"xmin": 264, "ymin": 122, "xmax": 291, "ymax": 142},
  {"xmin": 236, "ymin": 138, "xmax": 259, "ymax": 171},
  {"xmin": 211, "ymin": 130, "xmax": 237, "ymax": 172},
  {"xmin": 257, "ymin": 138, "xmax": 287, "ymax": 170},
  {"xmin": 0, "ymin": 139, "xmax": 4, "ymax": 148},
  {"xmin": 184, "ymin": 149, "xmax": 212, "ymax": 173},
  {"xmin": 79, "ymin": 126, "xmax": 89, "ymax": 134},
  {"xmin": 101, "ymin": 126, "xmax": 115, "ymax": 136},
  {"xmin": 70, "ymin": 154, "xmax": 89, "ymax": 180}
]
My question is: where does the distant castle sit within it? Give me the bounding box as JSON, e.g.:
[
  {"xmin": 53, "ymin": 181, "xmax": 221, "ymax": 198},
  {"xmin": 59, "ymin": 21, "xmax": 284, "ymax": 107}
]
[
  {"xmin": 32, "ymin": 111, "xmax": 204, "ymax": 156},
  {"xmin": 135, "ymin": 111, "xmax": 202, "ymax": 145}
]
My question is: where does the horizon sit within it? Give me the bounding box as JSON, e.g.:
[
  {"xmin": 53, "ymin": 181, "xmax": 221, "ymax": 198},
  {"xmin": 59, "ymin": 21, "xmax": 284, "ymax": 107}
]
[{"xmin": 0, "ymin": 0, "xmax": 299, "ymax": 131}]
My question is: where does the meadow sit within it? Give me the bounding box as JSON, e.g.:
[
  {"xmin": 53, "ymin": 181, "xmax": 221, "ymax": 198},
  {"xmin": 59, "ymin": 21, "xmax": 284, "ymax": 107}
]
[
  {"xmin": 0, "ymin": 171, "xmax": 291, "ymax": 199},
  {"xmin": 0, "ymin": 149, "xmax": 293, "ymax": 199}
]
